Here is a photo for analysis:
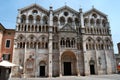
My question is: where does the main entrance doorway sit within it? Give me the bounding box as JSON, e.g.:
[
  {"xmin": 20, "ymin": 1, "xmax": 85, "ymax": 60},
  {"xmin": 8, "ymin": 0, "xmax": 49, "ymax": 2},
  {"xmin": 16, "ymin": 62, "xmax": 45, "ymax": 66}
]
[
  {"xmin": 61, "ymin": 51, "xmax": 77, "ymax": 76},
  {"xmin": 90, "ymin": 64, "xmax": 95, "ymax": 75},
  {"xmin": 39, "ymin": 66, "xmax": 45, "ymax": 77},
  {"xmin": 64, "ymin": 62, "xmax": 71, "ymax": 75}
]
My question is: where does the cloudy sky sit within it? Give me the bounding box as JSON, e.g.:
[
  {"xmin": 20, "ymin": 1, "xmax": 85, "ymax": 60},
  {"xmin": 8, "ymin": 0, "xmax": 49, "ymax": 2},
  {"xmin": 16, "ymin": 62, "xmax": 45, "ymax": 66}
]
[{"xmin": 0, "ymin": 0, "xmax": 120, "ymax": 53}]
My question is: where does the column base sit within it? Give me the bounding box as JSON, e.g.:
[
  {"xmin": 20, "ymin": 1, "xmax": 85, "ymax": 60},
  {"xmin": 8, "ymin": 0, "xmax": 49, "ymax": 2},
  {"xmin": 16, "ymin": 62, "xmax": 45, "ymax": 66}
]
[
  {"xmin": 77, "ymin": 73, "xmax": 80, "ymax": 76},
  {"xmin": 48, "ymin": 73, "xmax": 52, "ymax": 77},
  {"xmin": 59, "ymin": 73, "xmax": 62, "ymax": 77}
]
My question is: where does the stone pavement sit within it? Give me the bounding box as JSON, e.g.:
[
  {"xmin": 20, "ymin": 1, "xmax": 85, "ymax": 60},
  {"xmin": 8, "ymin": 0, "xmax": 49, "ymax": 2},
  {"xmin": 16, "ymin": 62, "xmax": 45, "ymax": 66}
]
[{"xmin": 9, "ymin": 74, "xmax": 120, "ymax": 80}]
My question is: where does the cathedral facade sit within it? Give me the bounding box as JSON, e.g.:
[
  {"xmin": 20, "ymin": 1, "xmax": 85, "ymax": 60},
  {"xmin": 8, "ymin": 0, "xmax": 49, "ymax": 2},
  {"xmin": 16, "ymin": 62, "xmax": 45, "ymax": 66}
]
[{"xmin": 11, "ymin": 4, "xmax": 116, "ymax": 78}]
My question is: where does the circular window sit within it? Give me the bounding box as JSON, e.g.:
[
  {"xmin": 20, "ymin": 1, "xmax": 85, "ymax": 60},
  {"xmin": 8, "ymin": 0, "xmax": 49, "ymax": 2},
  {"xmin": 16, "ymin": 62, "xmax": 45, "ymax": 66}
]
[
  {"xmin": 64, "ymin": 11, "xmax": 69, "ymax": 16},
  {"xmin": 92, "ymin": 13, "xmax": 97, "ymax": 18},
  {"xmin": 32, "ymin": 10, "xmax": 38, "ymax": 14}
]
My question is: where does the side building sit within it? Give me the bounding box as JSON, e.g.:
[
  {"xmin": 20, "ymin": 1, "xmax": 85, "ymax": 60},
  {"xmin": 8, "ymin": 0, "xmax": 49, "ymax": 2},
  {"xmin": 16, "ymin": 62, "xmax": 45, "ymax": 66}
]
[
  {"xmin": 10, "ymin": 4, "xmax": 116, "ymax": 78},
  {"xmin": 115, "ymin": 42, "xmax": 120, "ymax": 73},
  {"xmin": 0, "ymin": 23, "xmax": 15, "ymax": 79}
]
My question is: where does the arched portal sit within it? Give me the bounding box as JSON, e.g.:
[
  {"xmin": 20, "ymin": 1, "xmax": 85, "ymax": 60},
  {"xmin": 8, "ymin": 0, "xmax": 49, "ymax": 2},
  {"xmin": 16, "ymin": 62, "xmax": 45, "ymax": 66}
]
[
  {"xmin": 39, "ymin": 61, "xmax": 46, "ymax": 77},
  {"xmin": 89, "ymin": 60, "xmax": 95, "ymax": 75},
  {"xmin": 61, "ymin": 51, "xmax": 77, "ymax": 76}
]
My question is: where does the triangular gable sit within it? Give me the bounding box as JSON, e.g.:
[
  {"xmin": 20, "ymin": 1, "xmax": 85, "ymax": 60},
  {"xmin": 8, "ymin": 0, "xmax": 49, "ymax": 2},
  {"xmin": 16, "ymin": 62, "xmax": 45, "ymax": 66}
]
[
  {"xmin": 60, "ymin": 23, "xmax": 76, "ymax": 32},
  {"xmin": 54, "ymin": 5, "xmax": 78, "ymax": 15},
  {"xmin": 84, "ymin": 7, "xmax": 107, "ymax": 17},
  {"xmin": 19, "ymin": 3, "xmax": 48, "ymax": 14}
]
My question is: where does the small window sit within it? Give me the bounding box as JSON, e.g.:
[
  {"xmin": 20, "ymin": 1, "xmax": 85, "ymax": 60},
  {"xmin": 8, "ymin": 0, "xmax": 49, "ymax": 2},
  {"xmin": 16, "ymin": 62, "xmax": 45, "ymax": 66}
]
[
  {"xmin": 6, "ymin": 40, "xmax": 11, "ymax": 48},
  {"xmin": 8, "ymin": 32, "xmax": 11, "ymax": 35},
  {"xmin": 2, "ymin": 54, "xmax": 10, "ymax": 60},
  {"xmin": 31, "ymin": 37, "xmax": 33, "ymax": 40},
  {"xmin": 42, "ymin": 37, "xmax": 45, "ymax": 41}
]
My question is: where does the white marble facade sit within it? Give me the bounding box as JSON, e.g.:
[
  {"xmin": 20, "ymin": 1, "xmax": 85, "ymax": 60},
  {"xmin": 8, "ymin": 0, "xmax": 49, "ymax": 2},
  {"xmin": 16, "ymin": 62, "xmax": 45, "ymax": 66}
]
[{"xmin": 11, "ymin": 4, "xmax": 116, "ymax": 78}]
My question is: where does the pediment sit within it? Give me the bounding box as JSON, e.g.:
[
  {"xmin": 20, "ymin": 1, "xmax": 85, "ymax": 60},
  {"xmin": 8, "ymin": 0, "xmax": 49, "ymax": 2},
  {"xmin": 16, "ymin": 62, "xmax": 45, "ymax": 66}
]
[
  {"xmin": 83, "ymin": 7, "xmax": 107, "ymax": 18},
  {"xmin": 54, "ymin": 5, "xmax": 78, "ymax": 15},
  {"xmin": 59, "ymin": 23, "xmax": 76, "ymax": 32},
  {"xmin": 19, "ymin": 3, "xmax": 48, "ymax": 14}
]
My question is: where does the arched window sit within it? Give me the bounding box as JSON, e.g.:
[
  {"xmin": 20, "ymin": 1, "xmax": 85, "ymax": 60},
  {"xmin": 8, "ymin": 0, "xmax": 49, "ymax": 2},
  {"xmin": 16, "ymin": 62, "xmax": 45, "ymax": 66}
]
[
  {"xmin": 28, "ymin": 15, "xmax": 33, "ymax": 23},
  {"xmin": 36, "ymin": 15, "xmax": 40, "ymax": 24},
  {"xmin": 75, "ymin": 18, "xmax": 79, "ymax": 26},
  {"xmin": 53, "ymin": 16, "xmax": 58, "ymax": 26},
  {"xmin": 84, "ymin": 18, "xmax": 88, "ymax": 26},
  {"xmin": 96, "ymin": 38, "xmax": 104, "ymax": 50},
  {"xmin": 20, "ymin": 42, "xmax": 22, "ymax": 48},
  {"xmin": 35, "ymin": 25, "xmax": 37, "ymax": 32},
  {"xmin": 102, "ymin": 19, "xmax": 106, "ymax": 27},
  {"xmin": 71, "ymin": 38, "xmax": 75, "ymax": 47},
  {"xmin": 67, "ymin": 17, "xmax": 72, "ymax": 25},
  {"xmin": 18, "ymin": 24, "xmax": 20, "ymax": 31},
  {"xmin": 60, "ymin": 16, "xmax": 65, "ymax": 25},
  {"xmin": 86, "ymin": 38, "xmax": 95, "ymax": 50},
  {"xmin": 96, "ymin": 19, "xmax": 100, "ymax": 26},
  {"xmin": 43, "ymin": 16, "xmax": 48, "ymax": 25},
  {"xmin": 23, "ymin": 42, "xmax": 25, "ymax": 48},
  {"xmin": 32, "ymin": 25, "xmax": 34, "ymax": 32},
  {"xmin": 60, "ymin": 38, "xmax": 65, "ymax": 47},
  {"xmin": 66, "ymin": 38, "xmax": 70, "ymax": 47},
  {"xmin": 21, "ymin": 15, "xmax": 26, "ymax": 23},
  {"xmin": 90, "ymin": 18, "xmax": 95, "ymax": 26},
  {"xmin": 24, "ymin": 25, "xmax": 27, "ymax": 31},
  {"xmin": 104, "ymin": 38, "xmax": 112, "ymax": 50},
  {"xmin": 39, "ymin": 26, "xmax": 41, "ymax": 32},
  {"xmin": 28, "ymin": 25, "xmax": 30, "ymax": 32}
]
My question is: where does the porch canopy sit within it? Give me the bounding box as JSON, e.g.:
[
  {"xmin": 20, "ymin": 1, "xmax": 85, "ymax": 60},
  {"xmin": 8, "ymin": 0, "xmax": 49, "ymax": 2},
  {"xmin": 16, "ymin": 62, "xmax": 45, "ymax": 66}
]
[{"xmin": 0, "ymin": 60, "xmax": 17, "ymax": 68}]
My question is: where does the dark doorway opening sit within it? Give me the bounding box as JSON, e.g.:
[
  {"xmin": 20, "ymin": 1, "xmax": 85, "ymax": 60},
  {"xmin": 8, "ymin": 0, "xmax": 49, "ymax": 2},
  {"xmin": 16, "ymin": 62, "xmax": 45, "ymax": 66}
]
[
  {"xmin": 64, "ymin": 62, "xmax": 71, "ymax": 75},
  {"xmin": 90, "ymin": 65, "xmax": 95, "ymax": 75},
  {"xmin": 40, "ymin": 66, "xmax": 45, "ymax": 77}
]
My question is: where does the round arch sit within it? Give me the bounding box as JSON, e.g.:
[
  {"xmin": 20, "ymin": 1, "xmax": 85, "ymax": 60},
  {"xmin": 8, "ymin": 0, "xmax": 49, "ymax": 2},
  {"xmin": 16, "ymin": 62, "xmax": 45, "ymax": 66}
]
[
  {"xmin": 39, "ymin": 60, "xmax": 47, "ymax": 77},
  {"xmin": 61, "ymin": 51, "xmax": 77, "ymax": 76}
]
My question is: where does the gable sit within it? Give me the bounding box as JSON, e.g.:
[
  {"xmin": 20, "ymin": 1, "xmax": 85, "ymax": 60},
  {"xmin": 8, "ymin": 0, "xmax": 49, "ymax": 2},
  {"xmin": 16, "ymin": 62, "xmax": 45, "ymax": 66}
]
[
  {"xmin": 59, "ymin": 23, "xmax": 76, "ymax": 32},
  {"xmin": 19, "ymin": 4, "xmax": 48, "ymax": 14},
  {"xmin": 83, "ymin": 8, "xmax": 107, "ymax": 18},
  {"xmin": 54, "ymin": 5, "xmax": 78, "ymax": 15}
]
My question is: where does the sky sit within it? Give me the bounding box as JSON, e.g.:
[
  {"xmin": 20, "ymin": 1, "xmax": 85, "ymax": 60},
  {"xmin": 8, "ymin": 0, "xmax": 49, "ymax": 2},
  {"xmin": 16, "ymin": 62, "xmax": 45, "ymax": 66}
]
[{"xmin": 0, "ymin": 0, "xmax": 120, "ymax": 53}]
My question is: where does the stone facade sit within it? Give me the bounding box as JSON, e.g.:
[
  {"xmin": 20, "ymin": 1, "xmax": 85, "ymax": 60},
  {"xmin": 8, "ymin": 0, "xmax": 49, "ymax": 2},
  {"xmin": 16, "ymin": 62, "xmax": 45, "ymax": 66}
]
[{"xmin": 10, "ymin": 4, "xmax": 116, "ymax": 78}]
